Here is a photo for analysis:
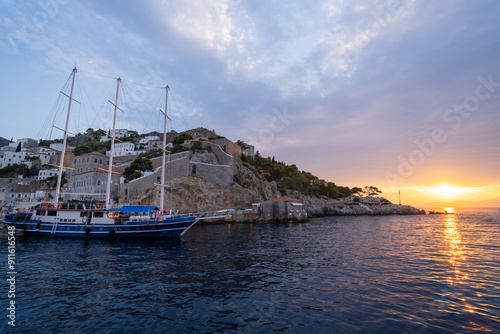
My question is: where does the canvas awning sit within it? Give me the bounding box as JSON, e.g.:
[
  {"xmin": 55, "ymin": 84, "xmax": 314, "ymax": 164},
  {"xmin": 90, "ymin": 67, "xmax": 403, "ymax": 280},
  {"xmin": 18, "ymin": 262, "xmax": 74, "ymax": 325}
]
[{"xmin": 112, "ymin": 205, "xmax": 159, "ymax": 213}]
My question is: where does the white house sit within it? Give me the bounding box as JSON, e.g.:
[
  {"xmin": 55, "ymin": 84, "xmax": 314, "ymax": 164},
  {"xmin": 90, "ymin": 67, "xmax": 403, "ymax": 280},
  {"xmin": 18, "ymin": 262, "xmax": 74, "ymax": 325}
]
[
  {"xmin": 106, "ymin": 142, "xmax": 140, "ymax": 157},
  {"xmin": 8, "ymin": 138, "xmax": 37, "ymax": 150},
  {"xmin": 139, "ymin": 135, "xmax": 160, "ymax": 144},
  {"xmin": 100, "ymin": 129, "xmax": 132, "ymax": 142},
  {"xmin": 0, "ymin": 151, "xmax": 31, "ymax": 168},
  {"xmin": 32, "ymin": 147, "xmax": 57, "ymax": 155},
  {"xmin": 37, "ymin": 169, "xmax": 59, "ymax": 180}
]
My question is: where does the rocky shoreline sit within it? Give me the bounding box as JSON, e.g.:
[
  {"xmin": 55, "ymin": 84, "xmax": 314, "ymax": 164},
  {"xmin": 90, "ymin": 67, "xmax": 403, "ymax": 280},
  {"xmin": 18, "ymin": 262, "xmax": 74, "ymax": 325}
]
[
  {"xmin": 305, "ymin": 202, "xmax": 426, "ymax": 217},
  {"xmin": 128, "ymin": 160, "xmax": 425, "ymax": 218}
]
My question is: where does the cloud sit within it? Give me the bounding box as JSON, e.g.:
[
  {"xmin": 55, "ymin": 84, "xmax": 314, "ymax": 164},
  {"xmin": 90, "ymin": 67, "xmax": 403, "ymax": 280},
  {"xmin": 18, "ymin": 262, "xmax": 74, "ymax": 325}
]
[{"xmin": 0, "ymin": 0, "xmax": 499, "ymax": 196}]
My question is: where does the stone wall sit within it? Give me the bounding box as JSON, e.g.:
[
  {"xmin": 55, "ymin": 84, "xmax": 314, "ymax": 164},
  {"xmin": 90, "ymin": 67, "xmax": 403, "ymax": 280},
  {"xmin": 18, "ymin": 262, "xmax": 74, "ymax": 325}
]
[
  {"xmin": 121, "ymin": 151, "xmax": 190, "ymax": 202},
  {"xmin": 120, "ymin": 170, "xmax": 160, "ymax": 202},
  {"xmin": 187, "ymin": 142, "xmax": 235, "ymax": 186},
  {"xmin": 202, "ymin": 142, "xmax": 233, "ymax": 168},
  {"xmin": 190, "ymin": 163, "xmax": 234, "ymax": 186},
  {"xmin": 151, "ymin": 151, "xmax": 190, "ymax": 181},
  {"xmin": 209, "ymin": 138, "xmax": 242, "ymax": 159}
]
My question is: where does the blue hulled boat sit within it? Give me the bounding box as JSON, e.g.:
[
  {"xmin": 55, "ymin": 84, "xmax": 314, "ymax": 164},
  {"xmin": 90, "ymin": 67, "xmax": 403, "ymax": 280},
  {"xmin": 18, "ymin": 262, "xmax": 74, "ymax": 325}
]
[
  {"xmin": 5, "ymin": 204, "xmax": 196, "ymax": 238},
  {"xmin": 5, "ymin": 68, "xmax": 198, "ymax": 238}
]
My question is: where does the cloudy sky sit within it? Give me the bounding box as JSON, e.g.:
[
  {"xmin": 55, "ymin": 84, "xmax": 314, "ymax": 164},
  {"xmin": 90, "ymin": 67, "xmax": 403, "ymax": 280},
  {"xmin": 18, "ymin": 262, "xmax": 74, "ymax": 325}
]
[{"xmin": 1, "ymin": 0, "xmax": 499, "ymax": 206}]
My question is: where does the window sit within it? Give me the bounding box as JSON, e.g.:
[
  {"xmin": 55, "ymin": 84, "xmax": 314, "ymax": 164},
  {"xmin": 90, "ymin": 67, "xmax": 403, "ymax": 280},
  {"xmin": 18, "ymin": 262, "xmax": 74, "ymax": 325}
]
[
  {"xmin": 100, "ymin": 159, "xmax": 102, "ymax": 164},
  {"xmin": 95, "ymin": 158, "xmax": 98, "ymax": 163}
]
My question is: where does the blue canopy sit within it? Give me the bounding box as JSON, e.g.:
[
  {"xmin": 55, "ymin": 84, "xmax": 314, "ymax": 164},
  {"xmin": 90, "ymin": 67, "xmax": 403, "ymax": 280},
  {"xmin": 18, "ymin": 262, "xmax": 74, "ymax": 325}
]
[{"xmin": 112, "ymin": 205, "xmax": 159, "ymax": 213}]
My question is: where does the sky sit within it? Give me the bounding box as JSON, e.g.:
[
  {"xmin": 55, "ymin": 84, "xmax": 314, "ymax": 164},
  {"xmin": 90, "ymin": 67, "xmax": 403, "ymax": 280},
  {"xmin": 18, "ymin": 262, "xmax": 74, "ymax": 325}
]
[{"xmin": 1, "ymin": 0, "xmax": 499, "ymax": 206}]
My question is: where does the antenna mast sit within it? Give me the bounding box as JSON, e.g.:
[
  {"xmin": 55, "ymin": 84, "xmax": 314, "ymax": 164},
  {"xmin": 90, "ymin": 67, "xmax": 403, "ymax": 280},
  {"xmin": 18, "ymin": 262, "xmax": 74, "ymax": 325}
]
[
  {"xmin": 55, "ymin": 67, "xmax": 79, "ymax": 205},
  {"xmin": 106, "ymin": 78, "xmax": 122, "ymax": 209},
  {"xmin": 160, "ymin": 86, "xmax": 169, "ymax": 212}
]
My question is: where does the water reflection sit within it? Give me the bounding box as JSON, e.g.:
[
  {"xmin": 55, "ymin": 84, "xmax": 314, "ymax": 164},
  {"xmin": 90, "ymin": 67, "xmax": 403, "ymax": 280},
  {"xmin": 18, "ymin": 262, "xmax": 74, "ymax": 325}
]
[
  {"xmin": 443, "ymin": 213, "xmax": 466, "ymax": 283},
  {"xmin": 4, "ymin": 212, "xmax": 500, "ymax": 333},
  {"xmin": 443, "ymin": 207, "xmax": 455, "ymax": 214},
  {"xmin": 441, "ymin": 212, "xmax": 482, "ymax": 320}
]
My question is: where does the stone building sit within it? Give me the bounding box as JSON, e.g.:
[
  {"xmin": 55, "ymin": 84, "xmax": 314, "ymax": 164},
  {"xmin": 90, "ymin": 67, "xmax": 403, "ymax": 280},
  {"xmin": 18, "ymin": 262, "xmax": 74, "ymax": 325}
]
[
  {"xmin": 260, "ymin": 196, "xmax": 307, "ymax": 221},
  {"xmin": 70, "ymin": 166, "xmax": 122, "ymax": 201},
  {"xmin": 118, "ymin": 141, "xmax": 236, "ymax": 203},
  {"xmin": 71, "ymin": 152, "xmax": 109, "ymax": 176},
  {"xmin": 0, "ymin": 178, "xmax": 39, "ymax": 206}
]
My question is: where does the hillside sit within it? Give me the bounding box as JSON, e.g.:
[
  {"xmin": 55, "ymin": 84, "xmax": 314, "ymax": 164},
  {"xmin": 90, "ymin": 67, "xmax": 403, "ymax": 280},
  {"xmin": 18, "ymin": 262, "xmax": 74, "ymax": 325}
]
[
  {"xmin": 0, "ymin": 136, "xmax": 10, "ymax": 147},
  {"xmin": 1, "ymin": 127, "xmax": 421, "ymax": 215},
  {"xmin": 126, "ymin": 156, "xmax": 424, "ymax": 215},
  {"xmin": 128, "ymin": 159, "xmax": 281, "ymax": 212}
]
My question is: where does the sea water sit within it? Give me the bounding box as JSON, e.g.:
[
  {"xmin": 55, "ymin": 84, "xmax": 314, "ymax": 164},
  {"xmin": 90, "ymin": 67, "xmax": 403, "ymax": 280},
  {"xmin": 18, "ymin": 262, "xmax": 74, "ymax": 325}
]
[{"xmin": 1, "ymin": 209, "xmax": 499, "ymax": 333}]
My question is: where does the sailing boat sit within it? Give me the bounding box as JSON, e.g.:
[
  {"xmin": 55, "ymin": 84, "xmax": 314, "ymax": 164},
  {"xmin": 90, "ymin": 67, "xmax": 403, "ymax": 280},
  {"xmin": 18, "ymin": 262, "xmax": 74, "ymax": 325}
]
[{"xmin": 5, "ymin": 68, "xmax": 197, "ymax": 238}]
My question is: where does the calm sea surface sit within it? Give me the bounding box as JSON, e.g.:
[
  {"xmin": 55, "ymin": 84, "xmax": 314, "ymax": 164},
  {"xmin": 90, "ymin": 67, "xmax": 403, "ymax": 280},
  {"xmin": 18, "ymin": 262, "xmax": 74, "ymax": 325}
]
[{"xmin": 2, "ymin": 209, "xmax": 500, "ymax": 333}]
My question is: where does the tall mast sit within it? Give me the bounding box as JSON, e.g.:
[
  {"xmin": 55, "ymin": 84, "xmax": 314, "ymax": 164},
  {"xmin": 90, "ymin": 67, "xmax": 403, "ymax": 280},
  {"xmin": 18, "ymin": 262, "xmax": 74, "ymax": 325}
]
[
  {"xmin": 106, "ymin": 78, "xmax": 122, "ymax": 209},
  {"xmin": 55, "ymin": 67, "xmax": 78, "ymax": 205},
  {"xmin": 160, "ymin": 86, "xmax": 169, "ymax": 212}
]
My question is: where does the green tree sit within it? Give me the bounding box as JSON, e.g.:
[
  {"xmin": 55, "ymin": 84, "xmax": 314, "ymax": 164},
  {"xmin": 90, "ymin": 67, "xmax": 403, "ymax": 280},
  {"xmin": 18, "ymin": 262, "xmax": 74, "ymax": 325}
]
[
  {"xmin": 363, "ymin": 186, "xmax": 382, "ymax": 197},
  {"xmin": 123, "ymin": 157, "xmax": 153, "ymax": 181},
  {"xmin": 171, "ymin": 144, "xmax": 189, "ymax": 154},
  {"xmin": 73, "ymin": 145, "xmax": 92, "ymax": 156},
  {"xmin": 138, "ymin": 149, "xmax": 163, "ymax": 159},
  {"xmin": 39, "ymin": 139, "xmax": 54, "ymax": 147},
  {"xmin": 351, "ymin": 187, "xmax": 363, "ymax": 197},
  {"xmin": 172, "ymin": 132, "xmax": 193, "ymax": 146},
  {"xmin": 15, "ymin": 142, "xmax": 21, "ymax": 152}
]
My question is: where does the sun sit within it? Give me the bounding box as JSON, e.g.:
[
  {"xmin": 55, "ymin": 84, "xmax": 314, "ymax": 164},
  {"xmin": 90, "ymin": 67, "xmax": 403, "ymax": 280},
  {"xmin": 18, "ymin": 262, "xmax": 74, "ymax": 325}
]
[
  {"xmin": 429, "ymin": 184, "xmax": 457, "ymax": 197},
  {"xmin": 422, "ymin": 184, "xmax": 478, "ymax": 201}
]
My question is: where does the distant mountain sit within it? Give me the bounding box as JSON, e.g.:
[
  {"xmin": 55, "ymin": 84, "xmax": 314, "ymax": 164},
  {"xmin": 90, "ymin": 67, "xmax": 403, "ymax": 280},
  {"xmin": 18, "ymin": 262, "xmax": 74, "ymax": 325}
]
[
  {"xmin": 0, "ymin": 136, "xmax": 11, "ymax": 147},
  {"xmin": 424, "ymin": 197, "xmax": 500, "ymax": 208}
]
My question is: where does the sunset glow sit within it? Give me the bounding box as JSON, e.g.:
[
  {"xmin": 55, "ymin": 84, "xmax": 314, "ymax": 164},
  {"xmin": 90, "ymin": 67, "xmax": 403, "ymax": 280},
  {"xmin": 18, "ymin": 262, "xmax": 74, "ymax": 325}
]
[
  {"xmin": 387, "ymin": 184, "xmax": 500, "ymax": 207},
  {"xmin": 425, "ymin": 184, "xmax": 476, "ymax": 200}
]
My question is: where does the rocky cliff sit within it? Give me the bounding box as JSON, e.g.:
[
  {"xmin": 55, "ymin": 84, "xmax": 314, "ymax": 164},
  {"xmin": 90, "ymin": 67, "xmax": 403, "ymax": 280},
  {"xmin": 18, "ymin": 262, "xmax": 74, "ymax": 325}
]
[
  {"xmin": 128, "ymin": 160, "xmax": 425, "ymax": 216},
  {"xmin": 129, "ymin": 160, "xmax": 281, "ymax": 212}
]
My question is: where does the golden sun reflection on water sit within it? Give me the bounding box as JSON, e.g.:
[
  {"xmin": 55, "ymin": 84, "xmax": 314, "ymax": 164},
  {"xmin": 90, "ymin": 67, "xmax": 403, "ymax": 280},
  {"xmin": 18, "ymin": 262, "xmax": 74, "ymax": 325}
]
[
  {"xmin": 443, "ymin": 213, "xmax": 475, "ymax": 314},
  {"xmin": 443, "ymin": 207, "xmax": 455, "ymax": 214},
  {"xmin": 444, "ymin": 214, "xmax": 466, "ymax": 282}
]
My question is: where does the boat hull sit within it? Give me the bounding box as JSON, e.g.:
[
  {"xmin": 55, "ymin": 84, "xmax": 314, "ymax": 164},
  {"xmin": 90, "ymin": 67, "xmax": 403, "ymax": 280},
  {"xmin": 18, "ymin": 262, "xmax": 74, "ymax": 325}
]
[{"xmin": 4, "ymin": 215, "xmax": 197, "ymax": 238}]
